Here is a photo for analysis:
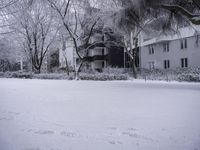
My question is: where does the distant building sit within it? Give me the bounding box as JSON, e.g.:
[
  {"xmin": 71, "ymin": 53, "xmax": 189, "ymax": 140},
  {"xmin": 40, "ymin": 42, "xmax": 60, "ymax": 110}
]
[
  {"xmin": 136, "ymin": 26, "xmax": 200, "ymax": 70},
  {"xmin": 40, "ymin": 54, "xmax": 49, "ymax": 73},
  {"xmin": 59, "ymin": 38, "xmax": 74, "ymax": 71},
  {"xmin": 77, "ymin": 28, "xmax": 124, "ymax": 71},
  {"xmin": 40, "ymin": 44, "xmax": 61, "ymax": 73}
]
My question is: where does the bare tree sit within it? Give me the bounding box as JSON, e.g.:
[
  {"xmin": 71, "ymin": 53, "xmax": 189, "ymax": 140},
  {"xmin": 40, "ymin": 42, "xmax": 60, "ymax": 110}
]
[
  {"xmin": 8, "ymin": 0, "xmax": 59, "ymax": 73},
  {"xmin": 46, "ymin": 0, "xmax": 104, "ymax": 79},
  {"xmin": 0, "ymin": 36, "xmax": 23, "ymax": 72},
  {"xmin": 99, "ymin": 0, "xmax": 200, "ymax": 78},
  {"xmin": 112, "ymin": 0, "xmax": 200, "ymax": 26}
]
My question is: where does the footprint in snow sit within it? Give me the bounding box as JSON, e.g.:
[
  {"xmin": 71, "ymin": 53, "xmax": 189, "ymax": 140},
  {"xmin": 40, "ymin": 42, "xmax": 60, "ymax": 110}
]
[
  {"xmin": 0, "ymin": 117, "xmax": 13, "ymax": 121},
  {"xmin": 128, "ymin": 128, "xmax": 137, "ymax": 131},
  {"xmin": 35, "ymin": 130, "xmax": 54, "ymax": 135},
  {"xmin": 24, "ymin": 148, "xmax": 40, "ymax": 150},
  {"xmin": 108, "ymin": 140, "xmax": 123, "ymax": 145},
  {"xmin": 122, "ymin": 132, "xmax": 139, "ymax": 138},
  {"xmin": 60, "ymin": 131, "xmax": 77, "ymax": 137},
  {"xmin": 107, "ymin": 127, "xmax": 117, "ymax": 130},
  {"xmin": 8, "ymin": 111, "xmax": 20, "ymax": 115}
]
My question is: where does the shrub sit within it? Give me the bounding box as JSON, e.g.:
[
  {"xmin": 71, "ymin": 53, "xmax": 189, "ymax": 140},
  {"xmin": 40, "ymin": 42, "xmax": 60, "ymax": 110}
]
[
  {"xmin": 138, "ymin": 67, "xmax": 200, "ymax": 82},
  {"xmin": 0, "ymin": 71, "xmax": 32, "ymax": 79},
  {"xmin": 102, "ymin": 67, "xmax": 126, "ymax": 74},
  {"xmin": 177, "ymin": 73, "xmax": 200, "ymax": 82},
  {"xmin": 0, "ymin": 72, "xmax": 4, "ymax": 77},
  {"xmin": 11, "ymin": 71, "xmax": 32, "ymax": 79},
  {"xmin": 79, "ymin": 73, "xmax": 128, "ymax": 81},
  {"xmin": 33, "ymin": 73, "xmax": 74, "ymax": 80}
]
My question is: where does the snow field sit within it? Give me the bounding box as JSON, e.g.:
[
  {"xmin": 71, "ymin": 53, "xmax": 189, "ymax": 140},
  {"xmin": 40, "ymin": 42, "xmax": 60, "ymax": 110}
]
[{"xmin": 0, "ymin": 79, "xmax": 200, "ymax": 150}]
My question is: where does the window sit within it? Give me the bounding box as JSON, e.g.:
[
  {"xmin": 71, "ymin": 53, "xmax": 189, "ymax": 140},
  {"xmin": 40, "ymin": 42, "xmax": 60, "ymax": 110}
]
[
  {"xmin": 149, "ymin": 45, "xmax": 154, "ymax": 55},
  {"xmin": 102, "ymin": 61, "xmax": 105, "ymax": 68},
  {"xmin": 164, "ymin": 60, "xmax": 170, "ymax": 69},
  {"xmin": 181, "ymin": 58, "xmax": 188, "ymax": 68},
  {"xmin": 180, "ymin": 39, "xmax": 187, "ymax": 49},
  {"xmin": 184, "ymin": 39, "xmax": 187, "ymax": 48},
  {"xmin": 163, "ymin": 42, "xmax": 169, "ymax": 52},
  {"xmin": 148, "ymin": 61, "xmax": 155, "ymax": 70},
  {"xmin": 196, "ymin": 35, "xmax": 199, "ymax": 47},
  {"xmin": 102, "ymin": 49, "xmax": 104, "ymax": 55},
  {"xmin": 181, "ymin": 39, "xmax": 184, "ymax": 49}
]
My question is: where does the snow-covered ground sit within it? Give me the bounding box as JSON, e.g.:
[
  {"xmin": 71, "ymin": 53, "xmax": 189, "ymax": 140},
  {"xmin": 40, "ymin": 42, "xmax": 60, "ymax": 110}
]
[{"xmin": 0, "ymin": 78, "xmax": 200, "ymax": 150}]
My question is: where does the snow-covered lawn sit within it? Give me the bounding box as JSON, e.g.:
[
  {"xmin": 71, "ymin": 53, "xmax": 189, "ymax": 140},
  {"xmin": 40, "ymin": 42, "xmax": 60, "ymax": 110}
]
[{"xmin": 0, "ymin": 78, "xmax": 200, "ymax": 150}]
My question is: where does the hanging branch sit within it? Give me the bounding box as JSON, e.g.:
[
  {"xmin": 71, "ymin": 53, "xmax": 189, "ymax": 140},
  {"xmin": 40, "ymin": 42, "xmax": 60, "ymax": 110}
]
[{"xmin": 161, "ymin": 4, "xmax": 200, "ymax": 25}]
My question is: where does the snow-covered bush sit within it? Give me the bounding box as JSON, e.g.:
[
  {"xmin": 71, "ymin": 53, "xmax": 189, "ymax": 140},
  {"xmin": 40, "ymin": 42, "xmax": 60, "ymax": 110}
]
[
  {"xmin": 102, "ymin": 67, "xmax": 125, "ymax": 74},
  {"xmin": 138, "ymin": 67, "xmax": 200, "ymax": 82},
  {"xmin": 79, "ymin": 73, "xmax": 128, "ymax": 81},
  {"xmin": 33, "ymin": 73, "xmax": 74, "ymax": 80},
  {"xmin": 0, "ymin": 72, "xmax": 4, "ymax": 77},
  {"xmin": 79, "ymin": 67, "xmax": 128, "ymax": 81},
  {"xmin": 177, "ymin": 73, "xmax": 200, "ymax": 82},
  {"xmin": 11, "ymin": 71, "xmax": 32, "ymax": 79},
  {"xmin": 0, "ymin": 71, "xmax": 33, "ymax": 79}
]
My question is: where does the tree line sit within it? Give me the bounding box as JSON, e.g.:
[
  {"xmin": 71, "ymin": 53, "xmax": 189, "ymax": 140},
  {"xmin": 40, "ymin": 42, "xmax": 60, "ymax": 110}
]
[{"xmin": 0, "ymin": 0, "xmax": 199, "ymax": 78}]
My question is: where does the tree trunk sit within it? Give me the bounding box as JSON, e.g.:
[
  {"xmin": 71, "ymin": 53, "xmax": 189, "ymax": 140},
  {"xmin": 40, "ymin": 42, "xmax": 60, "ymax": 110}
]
[
  {"xmin": 20, "ymin": 58, "xmax": 23, "ymax": 71},
  {"xmin": 63, "ymin": 56, "xmax": 70, "ymax": 76},
  {"xmin": 130, "ymin": 32, "xmax": 138, "ymax": 79},
  {"xmin": 132, "ymin": 56, "xmax": 137, "ymax": 79},
  {"xmin": 33, "ymin": 67, "xmax": 40, "ymax": 74}
]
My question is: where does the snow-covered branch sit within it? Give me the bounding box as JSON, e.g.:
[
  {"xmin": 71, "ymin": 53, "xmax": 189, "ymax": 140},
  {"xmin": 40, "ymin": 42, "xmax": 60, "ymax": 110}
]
[{"xmin": 161, "ymin": 4, "xmax": 200, "ymax": 25}]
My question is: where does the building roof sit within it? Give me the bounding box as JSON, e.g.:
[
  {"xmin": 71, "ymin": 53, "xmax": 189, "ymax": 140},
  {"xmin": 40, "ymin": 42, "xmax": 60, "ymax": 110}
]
[{"xmin": 140, "ymin": 26, "xmax": 200, "ymax": 47}]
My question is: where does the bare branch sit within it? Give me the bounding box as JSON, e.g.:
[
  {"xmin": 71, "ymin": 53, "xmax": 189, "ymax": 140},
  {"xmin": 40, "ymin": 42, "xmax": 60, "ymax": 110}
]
[{"xmin": 161, "ymin": 4, "xmax": 200, "ymax": 25}]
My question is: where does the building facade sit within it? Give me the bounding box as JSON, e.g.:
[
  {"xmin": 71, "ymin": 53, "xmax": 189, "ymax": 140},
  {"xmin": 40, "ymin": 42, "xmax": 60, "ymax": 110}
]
[
  {"xmin": 139, "ymin": 27, "xmax": 200, "ymax": 70},
  {"xmin": 78, "ymin": 29, "xmax": 124, "ymax": 71}
]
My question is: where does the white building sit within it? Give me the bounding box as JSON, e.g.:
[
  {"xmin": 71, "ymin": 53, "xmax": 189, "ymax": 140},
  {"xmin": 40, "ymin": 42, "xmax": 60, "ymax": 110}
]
[
  {"xmin": 139, "ymin": 27, "xmax": 200, "ymax": 70},
  {"xmin": 59, "ymin": 39, "xmax": 74, "ymax": 70}
]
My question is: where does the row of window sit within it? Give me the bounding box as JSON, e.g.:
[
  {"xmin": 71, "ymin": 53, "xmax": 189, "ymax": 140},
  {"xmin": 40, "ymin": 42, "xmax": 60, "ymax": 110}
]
[
  {"xmin": 148, "ymin": 58, "xmax": 188, "ymax": 69},
  {"xmin": 148, "ymin": 38, "xmax": 190, "ymax": 55}
]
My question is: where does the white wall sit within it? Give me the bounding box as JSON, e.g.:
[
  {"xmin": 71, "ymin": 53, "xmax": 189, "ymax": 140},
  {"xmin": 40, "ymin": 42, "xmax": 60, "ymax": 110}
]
[
  {"xmin": 89, "ymin": 47, "xmax": 108, "ymax": 56},
  {"xmin": 59, "ymin": 40, "xmax": 74, "ymax": 68},
  {"xmin": 141, "ymin": 35, "xmax": 200, "ymax": 69}
]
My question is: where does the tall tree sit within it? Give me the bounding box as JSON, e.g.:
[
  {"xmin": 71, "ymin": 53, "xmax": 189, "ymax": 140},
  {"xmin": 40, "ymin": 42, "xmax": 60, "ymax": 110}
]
[
  {"xmin": 46, "ymin": 0, "xmax": 105, "ymax": 78},
  {"xmin": 8, "ymin": 0, "xmax": 59, "ymax": 73},
  {"xmin": 101, "ymin": 0, "xmax": 200, "ymax": 78}
]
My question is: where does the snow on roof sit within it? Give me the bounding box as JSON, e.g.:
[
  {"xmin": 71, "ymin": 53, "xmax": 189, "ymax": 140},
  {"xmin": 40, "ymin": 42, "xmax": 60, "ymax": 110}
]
[{"xmin": 140, "ymin": 26, "xmax": 200, "ymax": 47}]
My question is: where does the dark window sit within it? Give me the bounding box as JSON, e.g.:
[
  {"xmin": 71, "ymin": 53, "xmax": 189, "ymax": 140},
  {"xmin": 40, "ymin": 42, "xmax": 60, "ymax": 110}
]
[
  {"xmin": 152, "ymin": 47, "xmax": 154, "ymax": 54},
  {"xmin": 164, "ymin": 60, "xmax": 170, "ymax": 69},
  {"xmin": 181, "ymin": 58, "xmax": 188, "ymax": 68},
  {"xmin": 181, "ymin": 40, "xmax": 184, "ymax": 49},
  {"xmin": 181, "ymin": 58, "xmax": 184, "ymax": 68},
  {"xmin": 102, "ymin": 61, "xmax": 105, "ymax": 68},
  {"xmin": 102, "ymin": 49, "xmax": 104, "ymax": 55},
  {"xmin": 196, "ymin": 35, "xmax": 199, "ymax": 47},
  {"xmin": 185, "ymin": 58, "xmax": 188, "ymax": 67},
  {"xmin": 184, "ymin": 39, "xmax": 187, "ymax": 48},
  {"xmin": 149, "ymin": 46, "xmax": 154, "ymax": 55},
  {"xmin": 149, "ymin": 46, "xmax": 151, "ymax": 54},
  {"xmin": 181, "ymin": 39, "xmax": 187, "ymax": 49},
  {"xmin": 167, "ymin": 43, "xmax": 169, "ymax": 52},
  {"xmin": 163, "ymin": 43, "xmax": 169, "ymax": 52},
  {"xmin": 163, "ymin": 43, "xmax": 166, "ymax": 52}
]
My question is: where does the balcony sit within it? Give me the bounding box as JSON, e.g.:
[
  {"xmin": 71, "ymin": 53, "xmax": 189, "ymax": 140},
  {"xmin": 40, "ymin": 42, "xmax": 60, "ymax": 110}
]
[{"xmin": 83, "ymin": 55, "xmax": 109, "ymax": 62}]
